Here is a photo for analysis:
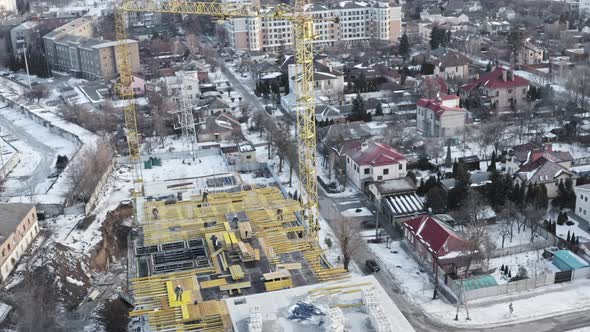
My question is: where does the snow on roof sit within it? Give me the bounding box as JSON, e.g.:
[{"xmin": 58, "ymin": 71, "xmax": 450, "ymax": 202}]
[{"xmin": 260, "ymin": 72, "xmax": 282, "ymax": 80}]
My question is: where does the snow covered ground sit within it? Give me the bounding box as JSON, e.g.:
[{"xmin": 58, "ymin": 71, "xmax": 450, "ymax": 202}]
[
  {"xmin": 547, "ymin": 210, "xmax": 590, "ymax": 242},
  {"xmin": 367, "ymin": 240, "xmax": 590, "ymax": 328},
  {"xmin": 488, "ymin": 249, "xmax": 557, "ymax": 285},
  {"xmin": 44, "ymin": 166, "xmax": 132, "ymax": 254},
  {"xmin": 341, "ymin": 207, "xmax": 373, "ymax": 217},
  {"xmin": 488, "ymin": 224, "xmax": 542, "ymax": 249}
]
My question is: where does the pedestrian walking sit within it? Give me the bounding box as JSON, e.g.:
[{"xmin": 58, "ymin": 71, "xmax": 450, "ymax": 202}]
[{"xmin": 202, "ymin": 189, "xmax": 209, "ymax": 203}]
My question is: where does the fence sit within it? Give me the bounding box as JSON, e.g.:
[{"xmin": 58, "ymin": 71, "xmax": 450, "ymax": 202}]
[
  {"xmin": 491, "ymin": 226, "xmax": 558, "ymax": 258},
  {"xmin": 116, "ymin": 147, "xmax": 222, "ymax": 164},
  {"xmin": 84, "ymin": 159, "xmax": 116, "ymax": 214},
  {"xmin": 457, "ymin": 271, "xmax": 555, "ymax": 301}
]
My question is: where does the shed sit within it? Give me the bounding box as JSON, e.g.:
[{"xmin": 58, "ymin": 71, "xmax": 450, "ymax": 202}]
[{"xmin": 552, "ymin": 250, "xmax": 589, "ymax": 271}]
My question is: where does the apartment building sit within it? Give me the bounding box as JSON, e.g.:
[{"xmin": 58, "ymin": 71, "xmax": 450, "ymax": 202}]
[
  {"xmin": 43, "ymin": 16, "xmax": 96, "ymax": 69},
  {"xmin": 10, "ymin": 21, "xmax": 39, "ymax": 54},
  {"xmin": 225, "ymin": 1, "xmax": 401, "ymax": 51},
  {"xmin": 0, "ymin": 204, "xmax": 39, "ymax": 282}
]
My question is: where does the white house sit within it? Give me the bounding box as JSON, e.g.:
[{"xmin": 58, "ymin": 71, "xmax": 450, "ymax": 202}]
[
  {"xmin": 344, "ymin": 140, "xmax": 407, "ymax": 189},
  {"xmin": 416, "ymin": 95, "xmax": 466, "ymax": 137},
  {"xmin": 575, "ymin": 184, "xmax": 590, "ymax": 222}
]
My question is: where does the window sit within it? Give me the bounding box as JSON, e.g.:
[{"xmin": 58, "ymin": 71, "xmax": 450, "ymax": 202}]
[
  {"xmin": 522, "ymin": 88, "xmax": 526, "ymax": 94},
  {"xmin": 495, "ymin": 91, "xmax": 499, "ymax": 97},
  {"xmin": 246, "ymin": 155, "xmax": 251, "ymax": 159},
  {"xmin": 508, "ymin": 89, "xmax": 513, "ymax": 93},
  {"xmin": 364, "ymin": 168, "xmax": 370, "ymax": 175},
  {"xmin": 580, "ymin": 207, "xmax": 583, "ymax": 213},
  {"xmin": 399, "ymin": 164, "xmax": 403, "ymax": 170},
  {"xmin": 383, "ymin": 168, "xmax": 389, "ymax": 175},
  {"xmin": 586, "ymin": 197, "xmax": 588, "ymax": 202},
  {"xmin": 377, "ymin": 176, "xmax": 382, "ymax": 180}
]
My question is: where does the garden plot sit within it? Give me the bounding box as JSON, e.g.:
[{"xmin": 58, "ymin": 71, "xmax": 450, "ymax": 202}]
[
  {"xmin": 488, "ymin": 249, "xmax": 557, "ymax": 285},
  {"xmin": 487, "ymin": 223, "xmax": 542, "ymax": 249}
]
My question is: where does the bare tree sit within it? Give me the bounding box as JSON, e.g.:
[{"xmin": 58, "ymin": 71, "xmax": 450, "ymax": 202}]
[
  {"xmin": 25, "ymin": 85, "xmax": 48, "ymax": 103},
  {"xmin": 497, "ymin": 203, "xmax": 517, "ymax": 248},
  {"xmin": 67, "ymin": 138, "xmax": 114, "ymax": 203},
  {"xmin": 334, "ymin": 217, "xmax": 364, "ymax": 271},
  {"xmin": 522, "ymin": 204, "xmax": 545, "ymax": 243},
  {"xmin": 481, "ymin": 119, "xmax": 506, "ymax": 154}
]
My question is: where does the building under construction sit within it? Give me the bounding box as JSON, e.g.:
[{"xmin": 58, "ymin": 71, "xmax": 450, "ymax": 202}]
[{"xmin": 127, "ymin": 186, "xmax": 348, "ymax": 331}]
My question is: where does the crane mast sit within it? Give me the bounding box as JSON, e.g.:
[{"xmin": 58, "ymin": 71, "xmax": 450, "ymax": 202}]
[{"xmin": 116, "ymin": 1, "xmax": 320, "ymax": 239}]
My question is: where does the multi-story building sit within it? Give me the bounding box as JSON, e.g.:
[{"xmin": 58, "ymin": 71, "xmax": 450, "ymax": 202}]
[
  {"xmin": 225, "ymin": 1, "xmax": 401, "ymax": 51},
  {"xmin": 575, "ymin": 184, "xmax": 590, "ymax": 223},
  {"xmin": 344, "ymin": 140, "xmax": 407, "ymax": 190},
  {"xmin": 126, "ymin": 12, "xmax": 162, "ymax": 28},
  {"xmin": 0, "ymin": 203, "xmax": 39, "ymax": 282},
  {"xmin": 43, "ymin": 16, "xmax": 140, "ymax": 79},
  {"xmin": 416, "ymin": 95, "xmax": 466, "ymax": 137},
  {"xmin": 484, "ymin": 20, "xmax": 510, "ymax": 35},
  {"xmin": 459, "ymin": 67, "xmax": 529, "ymax": 110},
  {"xmin": 51, "ymin": 36, "xmax": 140, "ymax": 80},
  {"xmin": 43, "ymin": 16, "xmax": 96, "ymax": 70},
  {"xmin": 0, "ymin": 0, "xmax": 17, "ymax": 13},
  {"xmin": 10, "ymin": 21, "xmax": 39, "ymax": 54}
]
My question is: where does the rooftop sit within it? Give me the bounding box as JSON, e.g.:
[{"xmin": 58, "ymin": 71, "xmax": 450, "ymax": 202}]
[
  {"xmin": 346, "ymin": 141, "xmax": 406, "ymax": 167},
  {"xmin": 0, "ymin": 203, "xmax": 35, "ymax": 240},
  {"xmin": 461, "ymin": 67, "xmax": 529, "ymax": 92}
]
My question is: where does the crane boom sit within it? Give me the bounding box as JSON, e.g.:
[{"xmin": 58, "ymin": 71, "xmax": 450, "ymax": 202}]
[{"xmin": 116, "ymin": 0, "xmax": 320, "ymax": 238}]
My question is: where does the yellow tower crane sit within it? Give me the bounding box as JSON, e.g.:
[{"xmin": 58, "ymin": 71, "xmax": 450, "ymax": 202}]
[{"xmin": 115, "ymin": 1, "xmax": 322, "ymax": 239}]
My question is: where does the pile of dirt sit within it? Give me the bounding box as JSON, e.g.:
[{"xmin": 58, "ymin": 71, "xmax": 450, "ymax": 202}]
[{"xmin": 90, "ymin": 203, "xmax": 133, "ymax": 271}]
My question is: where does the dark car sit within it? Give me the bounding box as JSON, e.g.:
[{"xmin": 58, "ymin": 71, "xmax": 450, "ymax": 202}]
[
  {"xmin": 365, "ymin": 259, "xmax": 380, "ymax": 273},
  {"xmin": 361, "ymin": 220, "xmax": 376, "ymax": 229}
]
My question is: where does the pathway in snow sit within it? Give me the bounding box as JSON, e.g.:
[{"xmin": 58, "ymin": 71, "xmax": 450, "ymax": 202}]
[{"xmin": 0, "ymin": 105, "xmax": 56, "ymax": 195}]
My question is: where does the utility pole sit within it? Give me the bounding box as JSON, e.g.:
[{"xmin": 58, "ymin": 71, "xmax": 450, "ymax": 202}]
[
  {"xmin": 432, "ymin": 250, "xmax": 438, "ymax": 299},
  {"xmin": 22, "ymin": 47, "xmax": 32, "ymax": 89},
  {"xmin": 375, "ymin": 201, "xmax": 380, "ymax": 242}
]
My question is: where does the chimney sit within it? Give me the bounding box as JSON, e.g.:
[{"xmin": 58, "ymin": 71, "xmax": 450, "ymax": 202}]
[
  {"xmin": 361, "ymin": 140, "xmax": 369, "ymax": 152},
  {"xmin": 508, "ymin": 70, "xmax": 514, "ymax": 81},
  {"xmin": 502, "ymin": 69, "xmax": 507, "ymax": 82}
]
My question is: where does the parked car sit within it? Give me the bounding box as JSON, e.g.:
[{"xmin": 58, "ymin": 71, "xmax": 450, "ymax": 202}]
[
  {"xmin": 361, "ymin": 220, "xmax": 376, "ymax": 229},
  {"xmin": 365, "ymin": 259, "xmax": 380, "ymax": 273}
]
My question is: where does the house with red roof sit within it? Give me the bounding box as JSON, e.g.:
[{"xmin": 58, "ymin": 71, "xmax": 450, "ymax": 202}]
[
  {"xmin": 459, "ymin": 67, "xmax": 529, "ymax": 111},
  {"xmin": 403, "ymin": 214, "xmax": 469, "ymax": 273},
  {"xmin": 417, "ymin": 77, "xmax": 449, "ymax": 99},
  {"xmin": 416, "ymin": 94, "xmax": 466, "ymax": 137},
  {"xmin": 344, "ymin": 140, "xmax": 407, "ymax": 190}
]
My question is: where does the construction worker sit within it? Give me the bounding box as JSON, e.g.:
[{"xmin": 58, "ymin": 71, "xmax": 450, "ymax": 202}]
[
  {"xmin": 174, "ymin": 285, "xmax": 183, "ymax": 301},
  {"xmin": 277, "ymin": 208, "xmax": 283, "ymax": 221},
  {"xmin": 202, "ymin": 189, "xmax": 209, "ymax": 203}
]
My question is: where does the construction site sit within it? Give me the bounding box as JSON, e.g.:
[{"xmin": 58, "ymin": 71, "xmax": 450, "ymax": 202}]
[{"xmin": 126, "ymin": 170, "xmax": 350, "ymax": 331}]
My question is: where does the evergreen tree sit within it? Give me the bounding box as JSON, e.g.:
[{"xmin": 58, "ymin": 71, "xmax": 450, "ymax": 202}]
[
  {"xmin": 501, "ymin": 264, "xmax": 505, "ymax": 273},
  {"xmin": 375, "ymin": 103, "xmax": 383, "ymax": 116},
  {"xmin": 567, "ymin": 230, "xmax": 571, "ymax": 242},
  {"xmin": 399, "ymin": 33, "xmax": 410, "ymax": 60},
  {"xmin": 445, "ymin": 141, "xmax": 452, "ymax": 168},
  {"xmin": 350, "ymin": 93, "xmax": 369, "ymax": 122},
  {"xmin": 508, "ymin": 270, "xmax": 512, "ymax": 278},
  {"xmin": 488, "ymin": 151, "xmax": 497, "ymax": 171},
  {"xmin": 449, "ymin": 161, "xmax": 471, "ymax": 208},
  {"xmin": 526, "ymin": 182, "xmax": 536, "ymax": 204},
  {"xmin": 452, "ymin": 161, "xmax": 458, "ymax": 177},
  {"xmin": 571, "ymin": 232, "xmax": 576, "ymax": 244},
  {"xmin": 425, "ymin": 186, "xmax": 448, "ymax": 213},
  {"xmin": 488, "ymin": 170, "xmax": 509, "ymax": 208},
  {"xmin": 486, "ymin": 61, "xmax": 492, "ymax": 72},
  {"xmin": 534, "ymin": 183, "xmax": 548, "ymax": 209},
  {"xmin": 430, "ymin": 26, "xmax": 447, "ymax": 50},
  {"xmin": 576, "ymin": 236, "xmax": 580, "ymax": 245}
]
